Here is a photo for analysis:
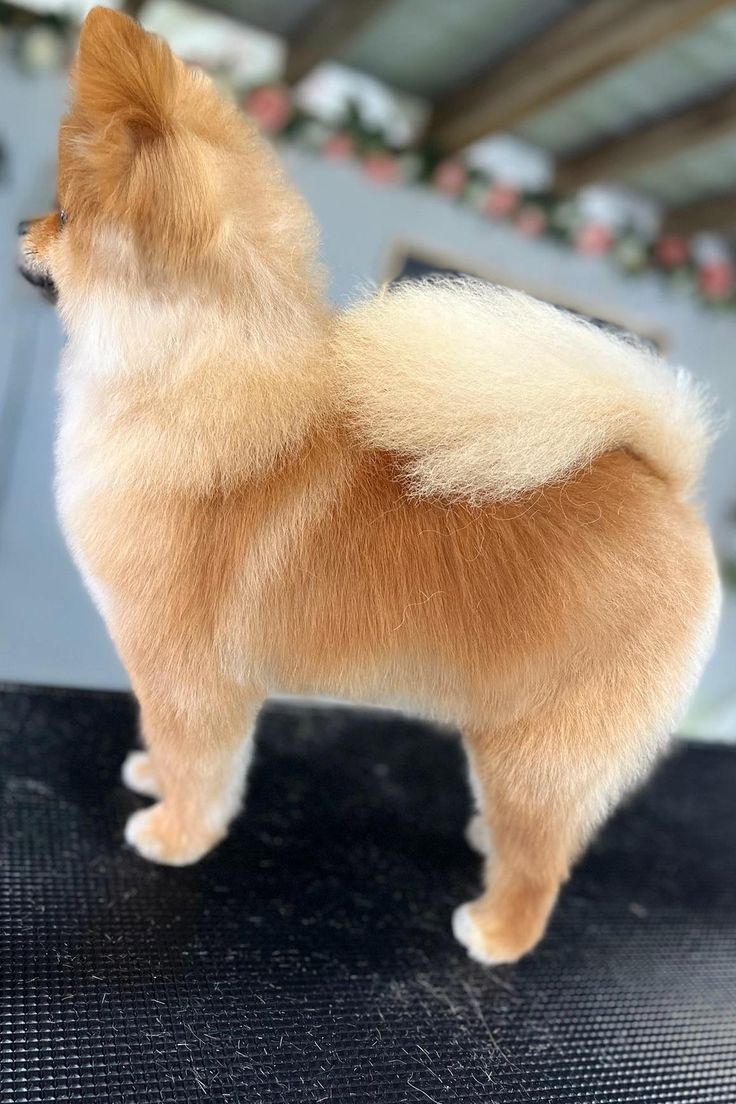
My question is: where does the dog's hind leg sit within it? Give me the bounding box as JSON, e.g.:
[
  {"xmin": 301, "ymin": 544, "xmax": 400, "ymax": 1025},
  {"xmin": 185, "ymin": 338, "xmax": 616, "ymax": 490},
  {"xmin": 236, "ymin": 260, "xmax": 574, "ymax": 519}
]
[{"xmin": 454, "ymin": 684, "xmax": 664, "ymax": 965}]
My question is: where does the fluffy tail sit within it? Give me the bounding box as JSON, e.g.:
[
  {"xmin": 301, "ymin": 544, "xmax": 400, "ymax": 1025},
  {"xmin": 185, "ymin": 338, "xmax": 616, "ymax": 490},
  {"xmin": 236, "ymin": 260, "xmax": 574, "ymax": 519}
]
[{"xmin": 333, "ymin": 279, "xmax": 713, "ymax": 502}]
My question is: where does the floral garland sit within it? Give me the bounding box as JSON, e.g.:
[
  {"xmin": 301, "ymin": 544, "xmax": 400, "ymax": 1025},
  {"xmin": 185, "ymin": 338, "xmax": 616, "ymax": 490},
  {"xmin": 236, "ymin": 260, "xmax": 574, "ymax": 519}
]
[
  {"xmin": 2, "ymin": 2, "xmax": 733, "ymax": 311},
  {"xmin": 244, "ymin": 84, "xmax": 736, "ymax": 309},
  {"xmin": 0, "ymin": 3, "xmax": 75, "ymax": 71}
]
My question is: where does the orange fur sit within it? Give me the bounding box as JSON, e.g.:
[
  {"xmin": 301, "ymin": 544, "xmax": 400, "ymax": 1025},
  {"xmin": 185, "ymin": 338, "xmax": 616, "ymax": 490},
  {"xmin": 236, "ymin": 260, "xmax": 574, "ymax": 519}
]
[{"xmin": 19, "ymin": 8, "xmax": 720, "ymax": 964}]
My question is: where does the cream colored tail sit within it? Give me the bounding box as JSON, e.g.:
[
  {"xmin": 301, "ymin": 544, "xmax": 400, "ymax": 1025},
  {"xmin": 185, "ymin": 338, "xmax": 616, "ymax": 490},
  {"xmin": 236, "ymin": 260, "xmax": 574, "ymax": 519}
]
[{"xmin": 333, "ymin": 279, "xmax": 713, "ymax": 502}]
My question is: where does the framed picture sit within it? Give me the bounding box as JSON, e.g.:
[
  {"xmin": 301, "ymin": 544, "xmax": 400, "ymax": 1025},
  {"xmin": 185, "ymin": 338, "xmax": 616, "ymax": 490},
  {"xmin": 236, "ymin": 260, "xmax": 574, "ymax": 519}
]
[{"xmin": 383, "ymin": 240, "xmax": 666, "ymax": 352}]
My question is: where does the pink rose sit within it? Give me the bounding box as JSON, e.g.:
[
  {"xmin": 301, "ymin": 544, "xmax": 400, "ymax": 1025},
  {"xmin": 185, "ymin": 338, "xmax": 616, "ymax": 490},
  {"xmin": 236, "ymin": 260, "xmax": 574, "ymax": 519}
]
[
  {"xmin": 655, "ymin": 235, "xmax": 689, "ymax": 268},
  {"xmin": 516, "ymin": 205, "xmax": 547, "ymax": 237},
  {"xmin": 699, "ymin": 260, "xmax": 735, "ymax": 300},
  {"xmin": 243, "ymin": 85, "xmax": 292, "ymax": 133},
  {"xmin": 484, "ymin": 184, "xmax": 519, "ymax": 218},
  {"xmin": 362, "ymin": 152, "xmax": 400, "ymax": 186},
  {"xmin": 575, "ymin": 223, "xmax": 614, "ymax": 256},
  {"xmin": 324, "ymin": 132, "xmax": 354, "ymax": 160},
  {"xmin": 433, "ymin": 159, "xmax": 467, "ymax": 196}
]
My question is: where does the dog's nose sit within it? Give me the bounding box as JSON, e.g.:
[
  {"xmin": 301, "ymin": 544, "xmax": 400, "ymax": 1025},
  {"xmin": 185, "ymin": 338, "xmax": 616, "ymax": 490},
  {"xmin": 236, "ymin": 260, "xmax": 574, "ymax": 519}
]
[{"xmin": 17, "ymin": 220, "xmax": 30, "ymax": 237}]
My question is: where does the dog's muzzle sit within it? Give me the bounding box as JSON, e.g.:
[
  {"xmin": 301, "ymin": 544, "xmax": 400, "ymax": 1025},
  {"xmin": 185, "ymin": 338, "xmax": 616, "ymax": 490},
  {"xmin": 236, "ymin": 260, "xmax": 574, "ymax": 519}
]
[{"xmin": 17, "ymin": 221, "xmax": 58, "ymax": 304}]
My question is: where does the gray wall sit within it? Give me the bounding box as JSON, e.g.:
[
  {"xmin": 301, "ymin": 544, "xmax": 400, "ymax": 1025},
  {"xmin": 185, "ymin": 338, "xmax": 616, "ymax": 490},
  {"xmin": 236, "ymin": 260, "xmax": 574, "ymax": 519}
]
[
  {"xmin": 1, "ymin": 59, "xmax": 735, "ymax": 736},
  {"xmin": 1, "ymin": 63, "xmax": 122, "ymax": 689}
]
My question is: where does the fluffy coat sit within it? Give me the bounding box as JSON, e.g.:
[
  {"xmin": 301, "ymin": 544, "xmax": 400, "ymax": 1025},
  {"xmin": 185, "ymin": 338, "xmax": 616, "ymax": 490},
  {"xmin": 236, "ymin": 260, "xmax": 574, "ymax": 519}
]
[{"xmin": 18, "ymin": 8, "xmax": 720, "ymax": 965}]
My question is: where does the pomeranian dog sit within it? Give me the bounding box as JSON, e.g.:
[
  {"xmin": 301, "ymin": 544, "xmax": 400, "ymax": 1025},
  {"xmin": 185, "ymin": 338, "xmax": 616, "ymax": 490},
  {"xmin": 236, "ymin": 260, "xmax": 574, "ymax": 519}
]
[{"xmin": 18, "ymin": 8, "xmax": 720, "ymax": 965}]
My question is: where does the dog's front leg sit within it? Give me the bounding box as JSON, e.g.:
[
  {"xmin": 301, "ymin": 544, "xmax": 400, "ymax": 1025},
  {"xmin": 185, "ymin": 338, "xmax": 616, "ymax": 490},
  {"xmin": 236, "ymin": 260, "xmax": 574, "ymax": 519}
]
[{"xmin": 121, "ymin": 675, "xmax": 264, "ymax": 866}]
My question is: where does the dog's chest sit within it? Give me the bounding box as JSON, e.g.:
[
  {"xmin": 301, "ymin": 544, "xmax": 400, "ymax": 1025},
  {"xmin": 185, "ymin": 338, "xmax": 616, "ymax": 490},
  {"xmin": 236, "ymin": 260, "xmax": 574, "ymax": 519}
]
[{"xmin": 54, "ymin": 373, "xmax": 131, "ymax": 619}]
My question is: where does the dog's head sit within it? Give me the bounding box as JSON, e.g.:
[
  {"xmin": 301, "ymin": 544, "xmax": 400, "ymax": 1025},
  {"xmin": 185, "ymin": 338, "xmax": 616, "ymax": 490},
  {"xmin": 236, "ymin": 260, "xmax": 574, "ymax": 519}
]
[{"xmin": 18, "ymin": 6, "xmax": 320, "ymax": 325}]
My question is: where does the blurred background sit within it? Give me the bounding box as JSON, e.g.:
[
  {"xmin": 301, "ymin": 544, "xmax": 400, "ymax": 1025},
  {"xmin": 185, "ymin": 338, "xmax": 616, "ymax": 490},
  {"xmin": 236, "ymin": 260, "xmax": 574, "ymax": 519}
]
[{"xmin": 1, "ymin": 0, "xmax": 736, "ymax": 738}]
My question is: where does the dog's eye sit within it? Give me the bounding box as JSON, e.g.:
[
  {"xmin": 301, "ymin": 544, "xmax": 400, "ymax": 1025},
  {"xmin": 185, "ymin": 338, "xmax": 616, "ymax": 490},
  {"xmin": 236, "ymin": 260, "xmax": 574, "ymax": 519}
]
[{"xmin": 59, "ymin": 209, "xmax": 68, "ymax": 226}]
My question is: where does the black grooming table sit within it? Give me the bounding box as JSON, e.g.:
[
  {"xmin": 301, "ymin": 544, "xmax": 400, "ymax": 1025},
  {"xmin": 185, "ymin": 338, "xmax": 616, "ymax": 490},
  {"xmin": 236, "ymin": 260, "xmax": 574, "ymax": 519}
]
[{"xmin": 1, "ymin": 686, "xmax": 735, "ymax": 1103}]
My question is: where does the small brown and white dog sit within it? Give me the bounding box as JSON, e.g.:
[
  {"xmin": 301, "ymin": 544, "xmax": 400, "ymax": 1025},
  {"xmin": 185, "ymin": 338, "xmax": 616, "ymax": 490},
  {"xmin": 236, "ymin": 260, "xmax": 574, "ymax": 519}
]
[{"xmin": 18, "ymin": 8, "xmax": 720, "ymax": 964}]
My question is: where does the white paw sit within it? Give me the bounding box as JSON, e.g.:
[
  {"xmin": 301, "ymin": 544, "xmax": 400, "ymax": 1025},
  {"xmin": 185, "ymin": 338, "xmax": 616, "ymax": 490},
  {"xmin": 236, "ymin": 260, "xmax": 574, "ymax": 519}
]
[
  {"xmin": 451, "ymin": 903, "xmax": 520, "ymax": 966},
  {"xmin": 124, "ymin": 806, "xmax": 168, "ymax": 863},
  {"xmin": 121, "ymin": 750, "xmax": 161, "ymax": 798},
  {"xmin": 124, "ymin": 804, "xmax": 219, "ymax": 866},
  {"xmin": 464, "ymin": 813, "xmax": 491, "ymax": 856}
]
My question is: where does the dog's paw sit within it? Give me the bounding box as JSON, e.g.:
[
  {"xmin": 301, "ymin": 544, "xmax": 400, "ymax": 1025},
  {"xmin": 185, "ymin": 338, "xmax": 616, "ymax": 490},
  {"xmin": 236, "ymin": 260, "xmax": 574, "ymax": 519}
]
[
  {"xmin": 124, "ymin": 803, "xmax": 223, "ymax": 866},
  {"xmin": 451, "ymin": 902, "xmax": 527, "ymax": 966},
  {"xmin": 464, "ymin": 813, "xmax": 491, "ymax": 856},
  {"xmin": 121, "ymin": 750, "xmax": 162, "ymax": 798}
]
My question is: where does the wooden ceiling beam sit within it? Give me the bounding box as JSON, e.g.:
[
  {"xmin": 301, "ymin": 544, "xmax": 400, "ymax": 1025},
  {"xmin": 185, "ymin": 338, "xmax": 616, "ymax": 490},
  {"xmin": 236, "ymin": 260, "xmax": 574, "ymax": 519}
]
[
  {"xmin": 556, "ymin": 84, "xmax": 736, "ymax": 190},
  {"xmin": 662, "ymin": 191, "xmax": 736, "ymax": 235},
  {"xmin": 122, "ymin": 0, "xmax": 148, "ymax": 18},
  {"xmin": 284, "ymin": 0, "xmax": 392, "ymax": 85},
  {"xmin": 425, "ymin": 0, "xmax": 732, "ymax": 155}
]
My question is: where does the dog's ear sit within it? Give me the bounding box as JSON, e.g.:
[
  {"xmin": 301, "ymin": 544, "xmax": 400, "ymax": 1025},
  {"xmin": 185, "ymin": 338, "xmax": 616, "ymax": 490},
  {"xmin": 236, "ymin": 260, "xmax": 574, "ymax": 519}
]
[
  {"xmin": 62, "ymin": 7, "xmax": 220, "ymax": 272},
  {"xmin": 73, "ymin": 7, "xmax": 177, "ymax": 140}
]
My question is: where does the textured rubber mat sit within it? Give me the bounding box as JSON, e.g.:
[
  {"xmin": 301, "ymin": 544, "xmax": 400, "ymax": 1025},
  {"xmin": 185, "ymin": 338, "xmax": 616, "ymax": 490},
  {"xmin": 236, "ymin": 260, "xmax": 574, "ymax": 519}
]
[{"xmin": 0, "ymin": 685, "xmax": 735, "ymax": 1103}]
